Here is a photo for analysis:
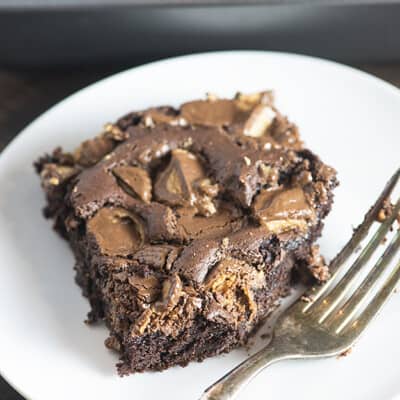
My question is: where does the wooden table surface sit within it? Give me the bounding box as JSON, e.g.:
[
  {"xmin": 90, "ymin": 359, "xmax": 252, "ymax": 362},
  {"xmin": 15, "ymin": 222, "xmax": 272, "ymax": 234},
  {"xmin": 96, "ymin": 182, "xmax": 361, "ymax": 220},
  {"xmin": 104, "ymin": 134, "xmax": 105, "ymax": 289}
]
[{"xmin": 1, "ymin": 61, "xmax": 399, "ymax": 400}]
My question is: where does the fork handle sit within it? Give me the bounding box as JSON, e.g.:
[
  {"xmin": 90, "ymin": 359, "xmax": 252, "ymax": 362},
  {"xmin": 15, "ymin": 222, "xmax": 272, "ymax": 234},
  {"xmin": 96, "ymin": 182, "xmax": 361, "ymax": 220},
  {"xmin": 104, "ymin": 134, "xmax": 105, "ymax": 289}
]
[{"xmin": 200, "ymin": 341, "xmax": 296, "ymax": 400}]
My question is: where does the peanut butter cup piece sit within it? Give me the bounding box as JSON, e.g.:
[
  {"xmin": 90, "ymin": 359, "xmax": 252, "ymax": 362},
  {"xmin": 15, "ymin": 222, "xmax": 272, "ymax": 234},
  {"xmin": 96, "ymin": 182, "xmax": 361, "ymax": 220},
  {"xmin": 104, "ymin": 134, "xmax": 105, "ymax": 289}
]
[
  {"xmin": 154, "ymin": 149, "xmax": 204, "ymax": 207},
  {"xmin": 128, "ymin": 274, "xmax": 161, "ymax": 303},
  {"xmin": 154, "ymin": 274, "xmax": 182, "ymax": 312},
  {"xmin": 40, "ymin": 163, "xmax": 77, "ymax": 188},
  {"xmin": 113, "ymin": 165, "xmax": 152, "ymax": 203},
  {"xmin": 253, "ymin": 187, "xmax": 316, "ymax": 233},
  {"xmin": 154, "ymin": 149, "xmax": 219, "ymax": 217},
  {"xmin": 181, "ymin": 99, "xmax": 242, "ymax": 126},
  {"xmin": 74, "ymin": 135, "xmax": 114, "ymax": 167},
  {"xmin": 87, "ymin": 207, "xmax": 144, "ymax": 256}
]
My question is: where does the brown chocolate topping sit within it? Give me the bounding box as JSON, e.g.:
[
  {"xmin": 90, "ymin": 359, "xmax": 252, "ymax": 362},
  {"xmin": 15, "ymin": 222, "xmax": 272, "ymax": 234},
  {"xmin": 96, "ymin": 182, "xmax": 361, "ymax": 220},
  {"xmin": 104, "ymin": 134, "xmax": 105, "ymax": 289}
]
[{"xmin": 87, "ymin": 207, "xmax": 144, "ymax": 256}]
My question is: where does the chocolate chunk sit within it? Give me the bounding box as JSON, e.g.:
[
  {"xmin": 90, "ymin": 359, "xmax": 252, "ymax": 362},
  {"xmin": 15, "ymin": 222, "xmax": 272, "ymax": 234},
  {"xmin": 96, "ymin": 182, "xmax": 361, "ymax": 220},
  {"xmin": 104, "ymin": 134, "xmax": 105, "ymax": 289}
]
[
  {"xmin": 234, "ymin": 91, "xmax": 273, "ymax": 111},
  {"xmin": 87, "ymin": 207, "xmax": 144, "ymax": 256},
  {"xmin": 128, "ymin": 274, "xmax": 161, "ymax": 303},
  {"xmin": 293, "ymin": 170, "xmax": 313, "ymax": 186},
  {"xmin": 104, "ymin": 123, "xmax": 128, "ymax": 142},
  {"xmin": 173, "ymin": 239, "xmax": 222, "ymax": 284},
  {"xmin": 154, "ymin": 149, "xmax": 204, "ymax": 207},
  {"xmin": 204, "ymin": 258, "xmax": 239, "ymax": 292},
  {"xmin": 203, "ymin": 257, "xmax": 265, "ymax": 324},
  {"xmin": 258, "ymin": 164, "xmax": 279, "ymax": 187},
  {"xmin": 195, "ymin": 178, "xmax": 219, "ymax": 198},
  {"xmin": 253, "ymin": 187, "xmax": 315, "ymax": 223},
  {"xmin": 143, "ymin": 108, "xmax": 187, "ymax": 127},
  {"xmin": 181, "ymin": 99, "xmax": 243, "ymax": 126},
  {"xmin": 243, "ymin": 105, "xmax": 276, "ymax": 138},
  {"xmin": 176, "ymin": 204, "xmax": 242, "ymax": 240},
  {"xmin": 133, "ymin": 245, "xmax": 179, "ymax": 270},
  {"xmin": 181, "ymin": 92, "xmax": 274, "ymax": 128},
  {"xmin": 154, "ymin": 149, "xmax": 218, "ymax": 217},
  {"xmin": 74, "ymin": 135, "xmax": 114, "ymax": 166},
  {"xmin": 113, "ymin": 166, "xmax": 152, "ymax": 203},
  {"xmin": 105, "ymin": 335, "xmax": 121, "ymax": 352},
  {"xmin": 154, "ymin": 274, "xmax": 182, "ymax": 312},
  {"xmin": 194, "ymin": 196, "xmax": 217, "ymax": 217},
  {"xmin": 40, "ymin": 163, "xmax": 77, "ymax": 188},
  {"xmin": 139, "ymin": 203, "xmax": 179, "ymax": 242},
  {"xmin": 133, "ymin": 309, "xmax": 153, "ymax": 336}
]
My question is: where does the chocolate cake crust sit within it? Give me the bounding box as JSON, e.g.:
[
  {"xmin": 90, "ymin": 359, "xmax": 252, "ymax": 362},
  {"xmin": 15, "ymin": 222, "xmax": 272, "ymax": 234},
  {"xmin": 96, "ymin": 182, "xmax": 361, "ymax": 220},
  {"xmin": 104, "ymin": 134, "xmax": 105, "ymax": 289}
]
[{"xmin": 36, "ymin": 91, "xmax": 338, "ymax": 374}]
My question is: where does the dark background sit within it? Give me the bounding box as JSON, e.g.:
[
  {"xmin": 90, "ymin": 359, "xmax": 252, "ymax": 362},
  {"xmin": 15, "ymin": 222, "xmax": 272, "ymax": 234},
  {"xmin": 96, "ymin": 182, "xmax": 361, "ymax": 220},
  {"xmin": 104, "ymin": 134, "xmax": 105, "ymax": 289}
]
[{"xmin": 1, "ymin": 1, "xmax": 400, "ymax": 399}]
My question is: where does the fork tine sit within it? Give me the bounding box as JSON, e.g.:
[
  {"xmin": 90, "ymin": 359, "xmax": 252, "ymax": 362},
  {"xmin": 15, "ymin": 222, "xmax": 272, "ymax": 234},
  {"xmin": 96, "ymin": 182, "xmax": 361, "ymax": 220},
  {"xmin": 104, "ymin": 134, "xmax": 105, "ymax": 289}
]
[
  {"xmin": 305, "ymin": 196, "xmax": 400, "ymax": 319},
  {"xmin": 327, "ymin": 168, "xmax": 400, "ymax": 276},
  {"xmin": 336, "ymin": 230, "xmax": 400, "ymax": 333},
  {"xmin": 339, "ymin": 257, "xmax": 400, "ymax": 337},
  {"xmin": 330, "ymin": 228, "xmax": 400, "ymax": 332},
  {"xmin": 302, "ymin": 167, "xmax": 400, "ymax": 313}
]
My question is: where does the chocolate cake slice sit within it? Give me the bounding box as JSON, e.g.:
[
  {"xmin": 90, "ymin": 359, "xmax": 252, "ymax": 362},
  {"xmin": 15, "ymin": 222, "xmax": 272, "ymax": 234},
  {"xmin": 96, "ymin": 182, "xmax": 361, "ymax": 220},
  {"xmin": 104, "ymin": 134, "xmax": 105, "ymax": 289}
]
[{"xmin": 35, "ymin": 91, "xmax": 338, "ymax": 374}]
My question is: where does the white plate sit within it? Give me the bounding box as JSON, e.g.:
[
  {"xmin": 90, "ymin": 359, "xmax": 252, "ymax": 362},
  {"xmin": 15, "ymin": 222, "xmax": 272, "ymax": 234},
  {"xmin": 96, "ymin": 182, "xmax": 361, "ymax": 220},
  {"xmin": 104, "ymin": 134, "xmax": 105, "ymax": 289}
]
[{"xmin": 0, "ymin": 51, "xmax": 399, "ymax": 400}]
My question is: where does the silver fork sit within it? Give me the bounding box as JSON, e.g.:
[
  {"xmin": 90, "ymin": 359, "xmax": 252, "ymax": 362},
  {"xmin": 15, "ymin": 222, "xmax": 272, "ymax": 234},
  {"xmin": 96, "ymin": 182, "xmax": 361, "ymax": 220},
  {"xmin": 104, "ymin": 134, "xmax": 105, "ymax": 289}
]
[{"xmin": 201, "ymin": 168, "xmax": 400, "ymax": 400}]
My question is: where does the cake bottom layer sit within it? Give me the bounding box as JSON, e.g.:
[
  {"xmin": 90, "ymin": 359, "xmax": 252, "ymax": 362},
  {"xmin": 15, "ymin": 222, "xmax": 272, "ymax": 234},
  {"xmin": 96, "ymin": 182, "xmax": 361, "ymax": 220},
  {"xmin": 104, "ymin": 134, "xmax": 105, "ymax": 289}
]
[{"xmin": 72, "ymin": 237, "xmax": 314, "ymax": 375}]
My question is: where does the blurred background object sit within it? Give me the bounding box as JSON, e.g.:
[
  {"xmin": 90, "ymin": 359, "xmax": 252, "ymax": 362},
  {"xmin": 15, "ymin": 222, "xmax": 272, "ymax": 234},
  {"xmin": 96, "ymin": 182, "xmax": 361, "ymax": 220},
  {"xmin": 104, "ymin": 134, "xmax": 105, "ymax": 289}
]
[{"xmin": 0, "ymin": 1, "xmax": 400, "ymax": 67}]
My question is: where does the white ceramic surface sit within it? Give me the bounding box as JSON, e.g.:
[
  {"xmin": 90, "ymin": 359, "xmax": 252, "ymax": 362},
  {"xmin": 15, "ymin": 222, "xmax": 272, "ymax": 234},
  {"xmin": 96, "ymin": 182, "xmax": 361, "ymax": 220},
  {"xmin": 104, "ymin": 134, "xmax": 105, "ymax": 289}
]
[{"xmin": 0, "ymin": 52, "xmax": 399, "ymax": 400}]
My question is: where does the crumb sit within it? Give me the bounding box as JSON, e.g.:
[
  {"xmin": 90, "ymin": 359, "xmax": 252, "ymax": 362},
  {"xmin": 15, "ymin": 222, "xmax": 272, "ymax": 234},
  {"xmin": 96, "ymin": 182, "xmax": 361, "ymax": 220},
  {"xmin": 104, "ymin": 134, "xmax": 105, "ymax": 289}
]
[
  {"xmin": 245, "ymin": 339, "xmax": 255, "ymax": 352},
  {"xmin": 301, "ymin": 295, "xmax": 313, "ymax": 303},
  {"xmin": 260, "ymin": 333, "xmax": 271, "ymax": 340},
  {"xmin": 376, "ymin": 198, "xmax": 394, "ymax": 223},
  {"xmin": 306, "ymin": 245, "xmax": 330, "ymax": 282},
  {"xmin": 222, "ymin": 237, "xmax": 229, "ymax": 247},
  {"xmin": 337, "ymin": 347, "xmax": 352, "ymax": 358},
  {"xmin": 355, "ymin": 244, "xmax": 362, "ymax": 253}
]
